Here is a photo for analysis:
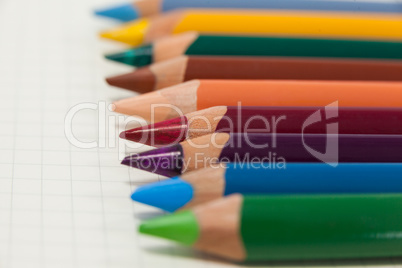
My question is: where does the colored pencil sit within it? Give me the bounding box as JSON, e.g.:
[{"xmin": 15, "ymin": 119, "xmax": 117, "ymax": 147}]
[
  {"xmin": 139, "ymin": 194, "xmax": 402, "ymax": 261},
  {"xmin": 132, "ymin": 163, "xmax": 402, "ymax": 212},
  {"xmin": 106, "ymin": 56, "xmax": 402, "ymax": 92},
  {"xmin": 121, "ymin": 133, "xmax": 402, "ymax": 177},
  {"xmin": 112, "ymin": 80, "xmax": 402, "ymax": 122},
  {"xmin": 106, "ymin": 33, "xmax": 402, "ymax": 67},
  {"xmin": 100, "ymin": 10, "xmax": 402, "ymax": 46},
  {"xmin": 120, "ymin": 106, "xmax": 402, "ymax": 147},
  {"xmin": 95, "ymin": 0, "xmax": 402, "ymax": 22}
]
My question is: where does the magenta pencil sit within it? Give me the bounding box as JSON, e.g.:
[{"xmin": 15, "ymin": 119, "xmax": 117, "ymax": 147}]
[{"xmin": 120, "ymin": 106, "xmax": 402, "ymax": 147}]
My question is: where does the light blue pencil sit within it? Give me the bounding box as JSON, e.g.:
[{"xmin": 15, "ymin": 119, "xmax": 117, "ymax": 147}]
[
  {"xmin": 131, "ymin": 162, "xmax": 402, "ymax": 212},
  {"xmin": 95, "ymin": 0, "xmax": 402, "ymax": 22}
]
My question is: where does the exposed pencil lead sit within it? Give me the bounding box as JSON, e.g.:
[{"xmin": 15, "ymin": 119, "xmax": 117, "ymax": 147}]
[
  {"xmin": 139, "ymin": 210, "xmax": 199, "ymax": 245},
  {"xmin": 100, "ymin": 19, "xmax": 149, "ymax": 46},
  {"xmin": 121, "ymin": 144, "xmax": 184, "ymax": 177},
  {"xmin": 94, "ymin": 3, "xmax": 138, "ymax": 22},
  {"xmin": 131, "ymin": 178, "xmax": 193, "ymax": 212},
  {"xmin": 106, "ymin": 68, "xmax": 155, "ymax": 93},
  {"xmin": 120, "ymin": 116, "xmax": 188, "ymax": 146},
  {"xmin": 105, "ymin": 44, "xmax": 153, "ymax": 67}
]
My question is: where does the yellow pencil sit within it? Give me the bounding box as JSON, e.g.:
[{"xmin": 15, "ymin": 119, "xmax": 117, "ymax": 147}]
[{"xmin": 100, "ymin": 9, "xmax": 402, "ymax": 46}]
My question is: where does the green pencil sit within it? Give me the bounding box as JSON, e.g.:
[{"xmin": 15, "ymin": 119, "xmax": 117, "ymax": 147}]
[
  {"xmin": 140, "ymin": 194, "xmax": 402, "ymax": 261},
  {"xmin": 105, "ymin": 32, "xmax": 402, "ymax": 67}
]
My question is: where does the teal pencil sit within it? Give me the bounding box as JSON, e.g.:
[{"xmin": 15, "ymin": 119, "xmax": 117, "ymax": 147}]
[{"xmin": 106, "ymin": 33, "xmax": 402, "ymax": 67}]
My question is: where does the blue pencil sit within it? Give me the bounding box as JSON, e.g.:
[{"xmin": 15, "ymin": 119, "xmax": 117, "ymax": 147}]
[
  {"xmin": 131, "ymin": 162, "xmax": 402, "ymax": 212},
  {"xmin": 94, "ymin": 0, "xmax": 402, "ymax": 22}
]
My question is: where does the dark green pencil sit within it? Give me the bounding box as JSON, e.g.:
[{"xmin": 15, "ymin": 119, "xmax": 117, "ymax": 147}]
[
  {"xmin": 140, "ymin": 193, "xmax": 402, "ymax": 261},
  {"xmin": 105, "ymin": 32, "xmax": 402, "ymax": 67}
]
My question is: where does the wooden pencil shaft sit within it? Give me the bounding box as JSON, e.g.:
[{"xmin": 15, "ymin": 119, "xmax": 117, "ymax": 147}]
[
  {"xmin": 109, "ymin": 35, "xmax": 402, "ymax": 67},
  {"xmin": 151, "ymin": 0, "xmax": 402, "ymax": 15},
  {"xmin": 145, "ymin": 10, "xmax": 402, "ymax": 44},
  {"xmin": 185, "ymin": 163, "xmax": 402, "ymax": 197},
  {"xmin": 101, "ymin": 10, "xmax": 402, "ymax": 46},
  {"xmin": 112, "ymin": 80, "xmax": 402, "ymax": 122},
  {"xmin": 121, "ymin": 106, "xmax": 402, "ymax": 147},
  {"xmin": 168, "ymin": 163, "xmax": 402, "ymax": 211},
  {"xmin": 195, "ymin": 106, "xmax": 402, "ymax": 136},
  {"xmin": 123, "ymin": 133, "xmax": 402, "ymax": 178},
  {"xmin": 237, "ymin": 194, "xmax": 402, "ymax": 260},
  {"xmin": 144, "ymin": 194, "xmax": 402, "ymax": 261},
  {"xmin": 181, "ymin": 35, "xmax": 402, "ymax": 61},
  {"xmin": 108, "ymin": 56, "xmax": 402, "ymax": 92},
  {"xmin": 182, "ymin": 133, "xmax": 402, "ymax": 168}
]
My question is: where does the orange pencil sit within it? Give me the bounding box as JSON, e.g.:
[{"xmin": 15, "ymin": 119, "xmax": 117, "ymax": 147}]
[{"xmin": 113, "ymin": 79, "xmax": 402, "ymax": 122}]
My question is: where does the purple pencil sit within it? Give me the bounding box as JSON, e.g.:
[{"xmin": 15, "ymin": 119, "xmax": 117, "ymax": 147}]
[{"xmin": 121, "ymin": 133, "xmax": 402, "ymax": 177}]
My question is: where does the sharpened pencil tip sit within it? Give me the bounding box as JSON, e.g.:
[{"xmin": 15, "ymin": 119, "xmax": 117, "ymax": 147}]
[
  {"xmin": 94, "ymin": 3, "xmax": 138, "ymax": 22},
  {"xmin": 131, "ymin": 178, "xmax": 194, "ymax": 212},
  {"xmin": 99, "ymin": 19, "xmax": 149, "ymax": 46},
  {"xmin": 120, "ymin": 144, "xmax": 184, "ymax": 177},
  {"xmin": 120, "ymin": 116, "xmax": 188, "ymax": 146},
  {"xmin": 131, "ymin": 177, "xmax": 193, "ymax": 212},
  {"xmin": 106, "ymin": 68, "xmax": 156, "ymax": 93},
  {"xmin": 139, "ymin": 210, "xmax": 200, "ymax": 245},
  {"xmin": 105, "ymin": 45, "xmax": 153, "ymax": 67},
  {"xmin": 106, "ymin": 73, "xmax": 138, "ymax": 90}
]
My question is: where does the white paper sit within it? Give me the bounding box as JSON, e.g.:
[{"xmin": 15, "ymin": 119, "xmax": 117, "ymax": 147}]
[{"xmin": 0, "ymin": 0, "xmax": 400, "ymax": 267}]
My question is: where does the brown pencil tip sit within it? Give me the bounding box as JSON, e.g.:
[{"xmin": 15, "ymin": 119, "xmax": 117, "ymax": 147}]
[{"xmin": 106, "ymin": 67, "xmax": 156, "ymax": 93}]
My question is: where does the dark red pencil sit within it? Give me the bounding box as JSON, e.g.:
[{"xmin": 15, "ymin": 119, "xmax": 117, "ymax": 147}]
[{"xmin": 120, "ymin": 106, "xmax": 402, "ymax": 147}]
